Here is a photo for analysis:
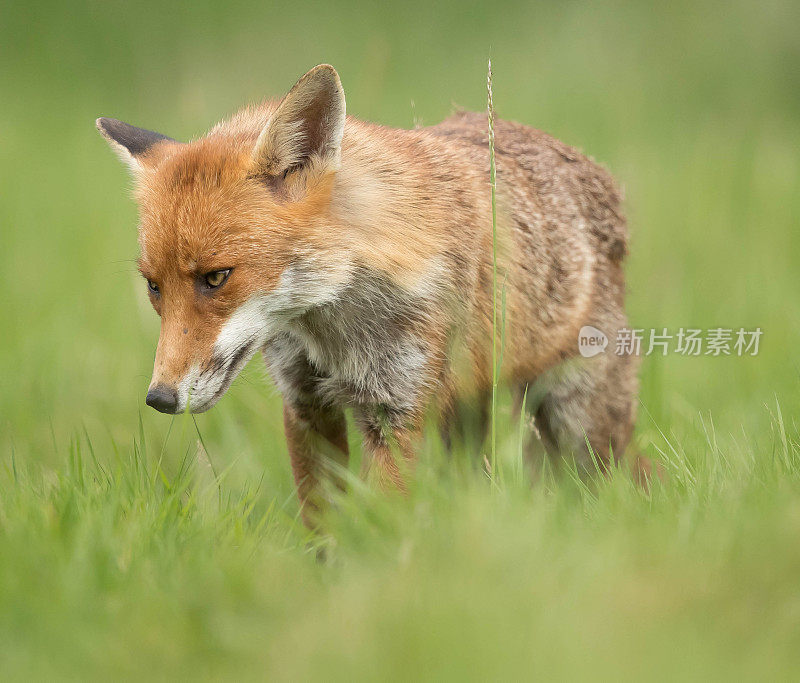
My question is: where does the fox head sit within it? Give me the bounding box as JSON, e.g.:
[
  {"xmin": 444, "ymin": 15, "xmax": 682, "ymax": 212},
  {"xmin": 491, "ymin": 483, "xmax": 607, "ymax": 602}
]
[{"xmin": 97, "ymin": 65, "xmax": 350, "ymax": 414}]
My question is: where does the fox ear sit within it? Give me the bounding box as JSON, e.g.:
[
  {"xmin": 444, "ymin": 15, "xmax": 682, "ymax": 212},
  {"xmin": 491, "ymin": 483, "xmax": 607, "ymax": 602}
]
[
  {"xmin": 252, "ymin": 64, "xmax": 345, "ymax": 178},
  {"xmin": 96, "ymin": 117, "xmax": 177, "ymax": 172}
]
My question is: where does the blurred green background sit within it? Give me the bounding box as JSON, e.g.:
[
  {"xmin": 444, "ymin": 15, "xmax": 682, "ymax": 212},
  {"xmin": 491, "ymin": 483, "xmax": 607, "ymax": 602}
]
[{"xmin": 1, "ymin": 0, "xmax": 799, "ymax": 679}]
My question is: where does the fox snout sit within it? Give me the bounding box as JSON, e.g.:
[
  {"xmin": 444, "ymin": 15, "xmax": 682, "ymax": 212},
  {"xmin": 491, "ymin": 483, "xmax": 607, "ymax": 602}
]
[
  {"xmin": 144, "ymin": 298, "xmax": 271, "ymax": 415},
  {"xmin": 146, "ymin": 319, "xmax": 199, "ymax": 414},
  {"xmin": 146, "ymin": 347, "xmax": 249, "ymax": 415},
  {"xmin": 146, "ymin": 343, "xmax": 230, "ymax": 415}
]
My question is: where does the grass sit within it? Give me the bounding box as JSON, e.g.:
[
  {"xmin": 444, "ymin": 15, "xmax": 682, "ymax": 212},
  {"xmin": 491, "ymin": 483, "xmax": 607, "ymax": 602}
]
[
  {"xmin": 3, "ymin": 412, "xmax": 800, "ymax": 680},
  {"xmin": 2, "ymin": 0, "xmax": 800, "ymax": 679},
  {"xmin": 488, "ymin": 58, "xmax": 500, "ymax": 477}
]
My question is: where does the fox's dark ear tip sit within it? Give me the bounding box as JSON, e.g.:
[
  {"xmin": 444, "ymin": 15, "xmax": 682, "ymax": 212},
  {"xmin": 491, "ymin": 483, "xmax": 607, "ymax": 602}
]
[
  {"xmin": 96, "ymin": 117, "xmax": 111, "ymax": 135},
  {"xmin": 95, "ymin": 117, "xmax": 125, "ymax": 134}
]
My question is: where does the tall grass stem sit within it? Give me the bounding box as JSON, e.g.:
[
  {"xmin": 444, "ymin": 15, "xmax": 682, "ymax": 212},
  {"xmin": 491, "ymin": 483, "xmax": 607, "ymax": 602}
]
[{"xmin": 487, "ymin": 59, "xmax": 499, "ymax": 479}]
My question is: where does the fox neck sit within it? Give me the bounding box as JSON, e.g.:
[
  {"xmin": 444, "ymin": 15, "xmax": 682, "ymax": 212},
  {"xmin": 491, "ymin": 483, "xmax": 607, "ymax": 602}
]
[{"xmin": 265, "ymin": 264, "xmax": 437, "ymax": 414}]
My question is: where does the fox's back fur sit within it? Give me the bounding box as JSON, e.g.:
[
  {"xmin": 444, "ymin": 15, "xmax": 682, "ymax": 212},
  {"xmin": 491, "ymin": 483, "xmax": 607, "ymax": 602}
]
[{"xmin": 98, "ymin": 64, "xmax": 638, "ymax": 511}]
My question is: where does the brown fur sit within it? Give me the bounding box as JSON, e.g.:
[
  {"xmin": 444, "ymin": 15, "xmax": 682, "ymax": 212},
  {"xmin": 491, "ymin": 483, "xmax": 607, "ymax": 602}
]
[{"xmin": 98, "ymin": 65, "xmax": 638, "ymax": 520}]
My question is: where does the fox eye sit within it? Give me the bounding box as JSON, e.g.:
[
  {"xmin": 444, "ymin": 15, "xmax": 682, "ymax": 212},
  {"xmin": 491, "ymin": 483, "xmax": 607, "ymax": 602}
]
[
  {"xmin": 147, "ymin": 279, "xmax": 160, "ymax": 295},
  {"xmin": 204, "ymin": 269, "xmax": 231, "ymax": 289}
]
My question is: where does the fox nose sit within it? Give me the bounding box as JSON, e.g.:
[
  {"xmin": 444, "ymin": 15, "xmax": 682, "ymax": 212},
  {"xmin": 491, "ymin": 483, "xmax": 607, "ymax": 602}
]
[{"xmin": 146, "ymin": 384, "xmax": 179, "ymax": 414}]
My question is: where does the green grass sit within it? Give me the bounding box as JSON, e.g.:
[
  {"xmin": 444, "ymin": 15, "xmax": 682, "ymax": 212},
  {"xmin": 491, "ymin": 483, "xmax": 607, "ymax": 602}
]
[{"xmin": 2, "ymin": 0, "xmax": 800, "ymax": 679}]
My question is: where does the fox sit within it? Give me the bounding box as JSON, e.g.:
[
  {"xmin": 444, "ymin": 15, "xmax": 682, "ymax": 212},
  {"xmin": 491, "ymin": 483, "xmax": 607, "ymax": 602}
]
[{"xmin": 97, "ymin": 64, "xmax": 638, "ymax": 515}]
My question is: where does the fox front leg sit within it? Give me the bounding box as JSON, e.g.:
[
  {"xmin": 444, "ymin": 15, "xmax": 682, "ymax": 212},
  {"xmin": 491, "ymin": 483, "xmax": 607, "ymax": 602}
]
[
  {"xmin": 353, "ymin": 406, "xmax": 422, "ymax": 493},
  {"xmin": 282, "ymin": 401, "xmax": 350, "ymax": 526}
]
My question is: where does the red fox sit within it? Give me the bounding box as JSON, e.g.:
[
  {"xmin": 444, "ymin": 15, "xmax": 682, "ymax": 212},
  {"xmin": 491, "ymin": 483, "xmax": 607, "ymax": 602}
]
[{"xmin": 97, "ymin": 64, "xmax": 638, "ymax": 511}]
